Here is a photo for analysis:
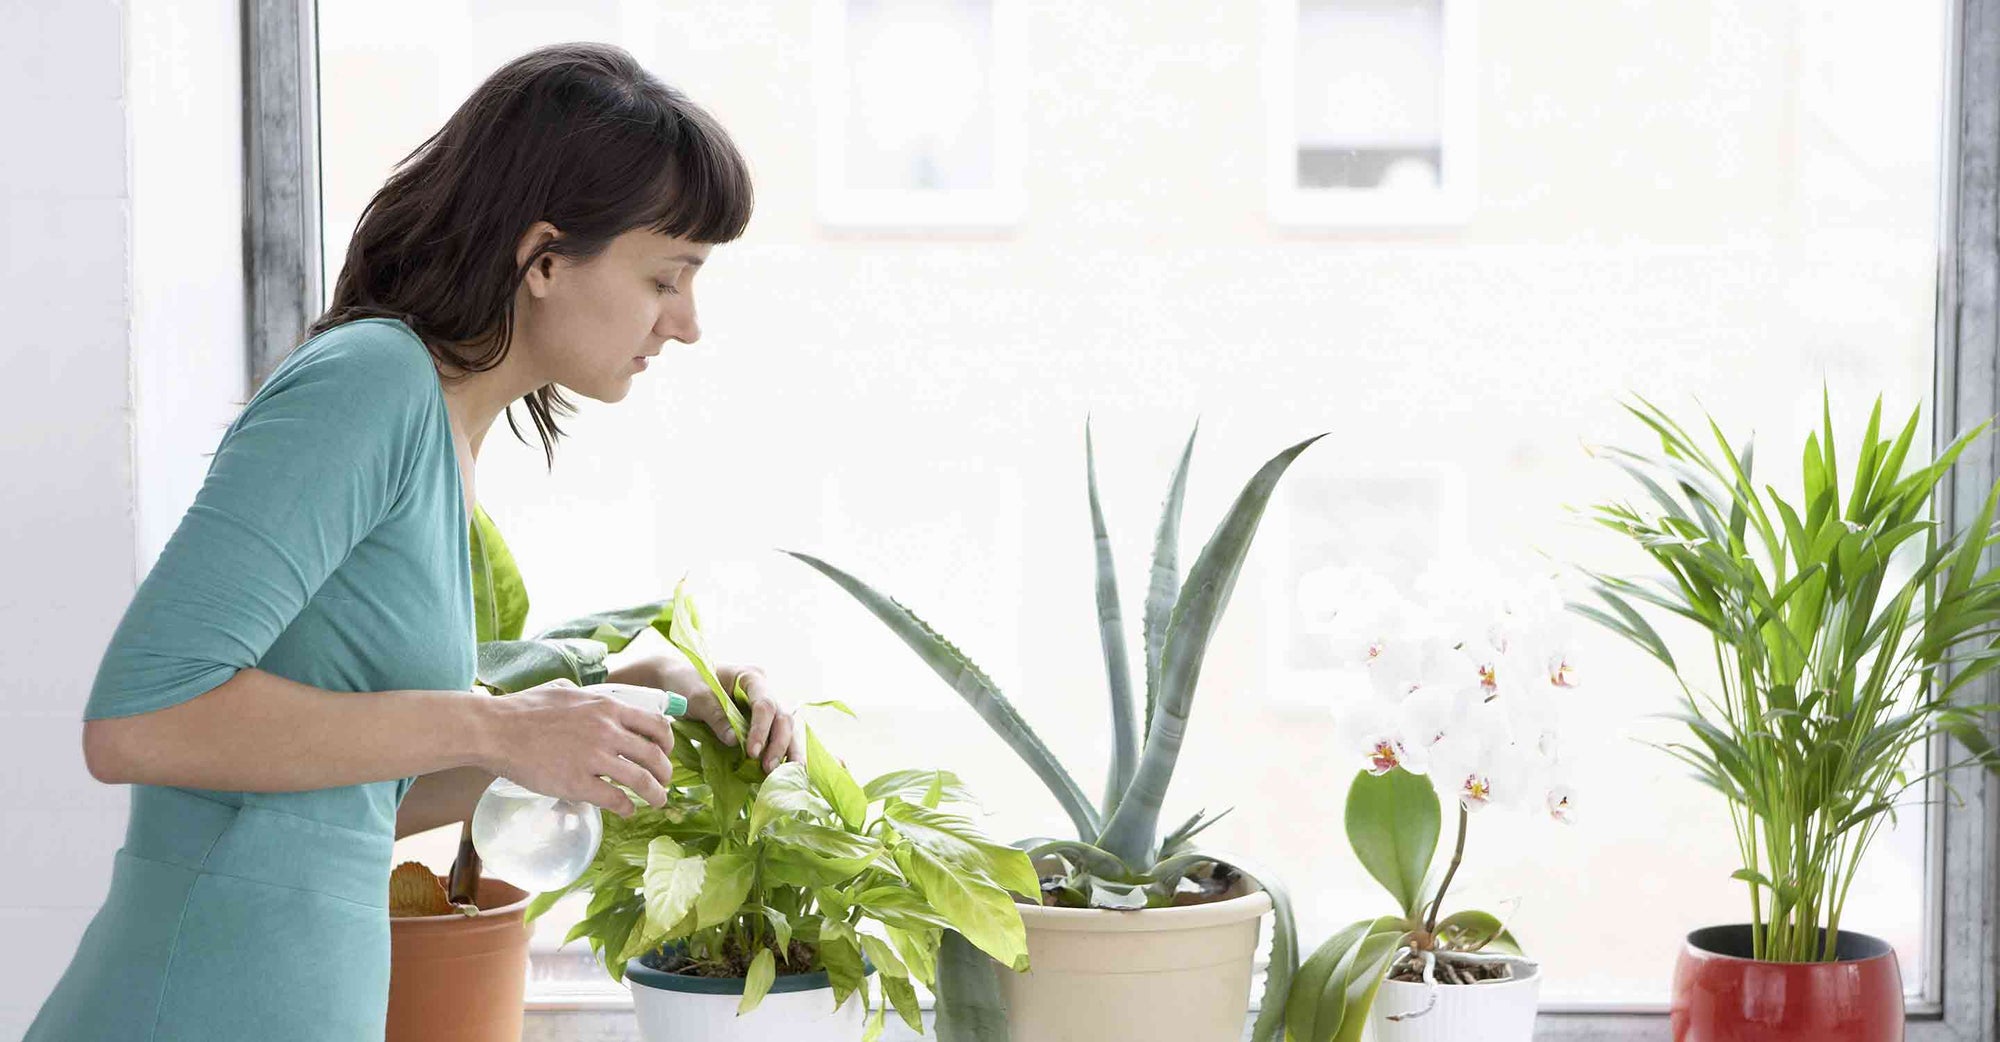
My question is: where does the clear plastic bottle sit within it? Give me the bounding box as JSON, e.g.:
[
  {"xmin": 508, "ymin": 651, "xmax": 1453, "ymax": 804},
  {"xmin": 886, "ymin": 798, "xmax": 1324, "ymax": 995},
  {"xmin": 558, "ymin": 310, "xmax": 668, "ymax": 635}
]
[{"xmin": 470, "ymin": 688, "xmax": 687, "ymax": 892}]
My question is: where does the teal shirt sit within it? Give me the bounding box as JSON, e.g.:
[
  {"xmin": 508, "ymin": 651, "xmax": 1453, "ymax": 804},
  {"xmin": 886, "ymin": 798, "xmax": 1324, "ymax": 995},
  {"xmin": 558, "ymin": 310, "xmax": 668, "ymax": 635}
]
[{"xmin": 28, "ymin": 317, "xmax": 476, "ymax": 1041}]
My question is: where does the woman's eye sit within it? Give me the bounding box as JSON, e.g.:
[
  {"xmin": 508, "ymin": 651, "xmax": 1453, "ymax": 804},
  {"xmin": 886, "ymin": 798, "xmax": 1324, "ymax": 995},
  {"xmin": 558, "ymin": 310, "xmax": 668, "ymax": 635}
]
[{"xmin": 654, "ymin": 281, "xmax": 679, "ymax": 295}]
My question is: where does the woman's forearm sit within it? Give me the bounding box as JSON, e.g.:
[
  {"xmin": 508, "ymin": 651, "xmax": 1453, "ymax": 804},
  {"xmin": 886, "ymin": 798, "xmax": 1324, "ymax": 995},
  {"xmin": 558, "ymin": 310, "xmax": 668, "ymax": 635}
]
[
  {"xmin": 83, "ymin": 666, "xmax": 498, "ymax": 792},
  {"xmin": 394, "ymin": 764, "xmax": 498, "ymax": 839}
]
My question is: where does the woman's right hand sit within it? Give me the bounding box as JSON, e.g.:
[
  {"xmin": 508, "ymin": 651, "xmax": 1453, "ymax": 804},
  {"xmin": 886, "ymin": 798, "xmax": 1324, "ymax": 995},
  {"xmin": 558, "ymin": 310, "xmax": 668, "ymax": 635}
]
[{"xmin": 476, "ymin": 678, "xmax": 678, "ymax": 817}]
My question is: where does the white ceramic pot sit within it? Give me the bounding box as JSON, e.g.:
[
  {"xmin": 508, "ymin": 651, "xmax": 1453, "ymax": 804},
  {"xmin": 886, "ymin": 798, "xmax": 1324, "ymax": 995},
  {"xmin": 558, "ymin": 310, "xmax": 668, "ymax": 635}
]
[
  {"xmin": 1366, "ymin": 962, "xmax": 1541, "ymax": 1042},
  {"xmin": 625, "ymin": 955, "xmax": 871, "ymax": 1042},
  {"xmin": 995, "ymin": 881, "xmax": 1273, "ymax": 1042}
]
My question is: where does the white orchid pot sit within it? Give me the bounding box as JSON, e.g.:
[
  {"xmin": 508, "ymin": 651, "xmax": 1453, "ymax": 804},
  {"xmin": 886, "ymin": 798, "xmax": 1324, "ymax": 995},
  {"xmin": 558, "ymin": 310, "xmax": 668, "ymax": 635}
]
[
  {"xmin": 1366, "ymin": 962, "xmax": 1541, "ymax": 1042},
  {"xmin": 996, "ymin": 880, "xmax": 1273, "ymax": 1042},
  {"xmin": 625, "ymin": 955, "xmax": 871, "ymax": 1042}
]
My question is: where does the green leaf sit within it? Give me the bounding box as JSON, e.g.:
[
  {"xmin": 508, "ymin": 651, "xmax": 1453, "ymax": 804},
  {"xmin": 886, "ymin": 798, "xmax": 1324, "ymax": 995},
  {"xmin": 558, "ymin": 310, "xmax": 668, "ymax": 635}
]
[
  {"xmin": 1344, "ymin": 768, "xmax": 1441, "ymax": 919},
  {"xmin": 662, "ymin": 579, "xmax": 747, "ymax": 741},
  {"xmin": 1145, "ymin": 422, "xmax": 1199, "ymax": 740},
  {"xmin": 806, "ymin": 724, "xmax": 868, "ymax": 830},
  {"xmin": 750, "ymin": 762, "xmax": 828, "ymax": 836},
  {"xmin": 852, "ymin": 885, "xmax": 955, "ymax": 932},
  {"xmin": 894, "ymin": 844, "xmax": 1030, "ymax": 972},
  {"xmin": 885, "ymin": 798, "xmax": 1043, "ymax": 899},
  {"xmin": 1246, "ymin": 868, "xmax": 1298, "ymax": 1042},
  {"xmin": 764, "ymin": 819, "xmax": 882, "ymax": 886},
  {"xmin": 818, "ymin": 920, "xmax": 870, "ymax": 1012},
  {"xmin": 1433, "ymin": 909, "xmax": 1521, "ymax": 954},
  {"xmin": 696, "ymin": 852, "xmax": 756, "ymax": 930},
  {"xmin": 886, "ymin": 924, "xmax": 941, "ymax": 986},
  {"xmin": 1097, "ymin": 433, "xmax": 1326, "ymax": 865},
  {"xmin": 475, "ymin": 637, "xmax": 609, "ymax": 693},
  {"xmin": 1326, "ymin": 928, "xmax": 1402, "ymax": 1042},
  {"xmin": 865, "ymin": 768, "xmax": 978, "ymax": 806},
  {"xmin": 1086, "ymin": 419, "xmax": 1142, "ymax": 821},
  {"xmin": 882, "ymin": 972, "xmax": 924, "ymax": 1032},
  {"xmin": 1286, "ymin": 920, "xmax": 1368, "ymax": 1042},
  {"xmin": 803, "ymin": 698, "xmax": 858, "ymax": 717},
  {"xmin": 860, "ymin": 933, "xmax": 909, "ymax": 978},
  {"xmin": 1024, "ymin": 839, "xmax": 1135, "ymax": 882},
  {"xmin": 738, "ymin": 948, "xmax": 776, "ymax": 1016},
  {"xmin": 786, "ymin": 550, "xmax": 1100, "ymax": 840},
  {"xmin": 523, "ymin": 886, "xmax": 570, "ymax": 923},
  {"xmin": 932, "ymin": 929, "xmax": 1009, "ymax": 1042},
  {"xmin": 698, "ymin": 732, "xmax": 752, "ymax": 823},
  {"xmin": 1157, "ymin": 806, "xmax": 1233, "ymax": 859},
  {"xmin": 749, "ymin": 902, "xmax": 794, "ymax": 953},
  {"xmin": 534, "ymin": 600, "xmax": 672, "ymax": 655},
  {"xmin": 642, "ymin": 836, "xmax": 706, "ymax": 941},
  {"xmin": 468, "ymin": 502, "xmax": 530, "ymax": 643}
]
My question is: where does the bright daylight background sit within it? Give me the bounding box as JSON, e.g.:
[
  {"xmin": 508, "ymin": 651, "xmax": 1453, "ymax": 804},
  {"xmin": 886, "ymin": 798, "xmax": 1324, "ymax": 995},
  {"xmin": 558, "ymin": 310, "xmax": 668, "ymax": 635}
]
[{"xmin": 320, "ymin": 0, "xmax": 1949, "ymax": 1007}]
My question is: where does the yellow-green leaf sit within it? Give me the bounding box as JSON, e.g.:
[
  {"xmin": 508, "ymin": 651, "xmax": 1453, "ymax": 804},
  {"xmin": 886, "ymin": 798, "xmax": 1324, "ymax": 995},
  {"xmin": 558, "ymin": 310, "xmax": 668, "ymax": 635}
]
[
  {"xmin": 738, "ymin": 948, "xmax": 776, "ymax": 1016},
  {"xmin": 643, "ymin": 836, "xmax": 706, "ymax": 938},
  {"xmin": 806, "ymin": 724, "xmax": 868, "ymax": 830}
]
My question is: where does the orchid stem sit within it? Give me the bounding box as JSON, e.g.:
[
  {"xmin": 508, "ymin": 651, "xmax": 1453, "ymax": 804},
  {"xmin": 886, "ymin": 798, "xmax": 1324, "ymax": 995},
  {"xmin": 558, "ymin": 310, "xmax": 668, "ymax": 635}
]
[{"xmin": 1424, "ymin": 805, "xmax": 1469, "ymax": 934}]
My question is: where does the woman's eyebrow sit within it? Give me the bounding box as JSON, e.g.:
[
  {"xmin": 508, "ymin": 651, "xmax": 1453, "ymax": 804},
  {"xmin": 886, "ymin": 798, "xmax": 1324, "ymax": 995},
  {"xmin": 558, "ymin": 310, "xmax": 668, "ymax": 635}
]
[{"xmin": 659, "ymin": 252, "xmax": 705, "ymax": 267}]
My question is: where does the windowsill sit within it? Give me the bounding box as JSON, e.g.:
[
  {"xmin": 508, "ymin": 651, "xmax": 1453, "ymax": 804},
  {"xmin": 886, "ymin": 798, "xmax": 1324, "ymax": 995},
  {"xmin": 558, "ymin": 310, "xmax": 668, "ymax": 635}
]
[{"xmin": 521, "ymin": 1009, "xmax": 1261, "ymax": 1042}]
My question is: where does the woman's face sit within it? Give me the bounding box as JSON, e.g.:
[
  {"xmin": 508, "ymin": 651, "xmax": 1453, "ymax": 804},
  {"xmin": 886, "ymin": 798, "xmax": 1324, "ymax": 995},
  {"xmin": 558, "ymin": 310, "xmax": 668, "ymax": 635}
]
[{"xmin": 513, "ymin": 222, "xmax": 711, "ymax": 403}]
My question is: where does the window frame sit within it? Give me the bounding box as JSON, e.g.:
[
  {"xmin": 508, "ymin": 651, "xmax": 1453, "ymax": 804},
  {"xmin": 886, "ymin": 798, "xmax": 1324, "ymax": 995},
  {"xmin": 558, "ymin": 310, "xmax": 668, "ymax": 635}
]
[
  {"xmin": 263, "ymin": 2, "xmax": 2000, "ymax": 1036},
  {"xmin": 809, "ymin": 0, "xmax": 1026, "ymax": 232},
  {"xmin": 1262, "ymin": 0, "xmax": 1479, "ymax": 230}
]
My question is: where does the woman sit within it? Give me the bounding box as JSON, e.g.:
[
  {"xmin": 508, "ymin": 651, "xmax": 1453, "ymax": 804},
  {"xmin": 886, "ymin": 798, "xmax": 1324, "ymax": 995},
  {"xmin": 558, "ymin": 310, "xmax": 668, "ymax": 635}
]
[{"xmin": 25, "ymin": 43, "xmax": 795, "ymax": 1041}]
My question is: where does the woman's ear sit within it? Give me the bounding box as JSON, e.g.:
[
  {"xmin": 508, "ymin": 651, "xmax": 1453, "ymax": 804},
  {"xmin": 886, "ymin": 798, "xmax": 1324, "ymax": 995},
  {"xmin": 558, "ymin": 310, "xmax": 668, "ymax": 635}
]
[{"xmin": 515, "ymin": 221, "xmax": 564, "ymax": 297}]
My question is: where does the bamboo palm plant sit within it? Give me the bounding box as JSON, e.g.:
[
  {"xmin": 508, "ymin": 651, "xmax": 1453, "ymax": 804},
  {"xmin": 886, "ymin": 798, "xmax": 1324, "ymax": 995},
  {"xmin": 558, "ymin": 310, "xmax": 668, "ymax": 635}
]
[
  {"xmin": 788, "ymin": 421, "xmax": 1322, "ymax": 1042},
  {"xmin": 1576, "ymin": 393, "xmax": 2000, "ymax": 963}
]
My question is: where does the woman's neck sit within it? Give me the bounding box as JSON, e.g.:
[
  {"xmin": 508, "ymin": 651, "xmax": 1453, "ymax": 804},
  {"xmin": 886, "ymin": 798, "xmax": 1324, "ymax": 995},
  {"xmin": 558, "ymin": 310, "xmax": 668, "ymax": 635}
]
[{"xmin": 435, "ymin": 342, "xmax": 549, "ymax": 460}]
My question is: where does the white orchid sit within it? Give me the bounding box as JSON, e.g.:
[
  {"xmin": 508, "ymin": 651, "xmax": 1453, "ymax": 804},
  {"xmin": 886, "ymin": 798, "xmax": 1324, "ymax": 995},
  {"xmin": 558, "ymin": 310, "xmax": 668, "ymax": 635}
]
[{"xmin": 1329, "ymin": 562, "xmax": 1582, "ymax": 820}]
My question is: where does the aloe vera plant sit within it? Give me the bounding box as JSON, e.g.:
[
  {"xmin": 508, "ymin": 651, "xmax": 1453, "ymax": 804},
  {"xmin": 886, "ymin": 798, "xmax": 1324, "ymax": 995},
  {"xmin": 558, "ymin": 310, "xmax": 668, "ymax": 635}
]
[
  {"xmin": 789, "ymin": 421, "xmax": 1324, "ymax": 1042},
  {"xmin": 1578, "ymin": 393, "xmax": 2000, "ymax": 963}
]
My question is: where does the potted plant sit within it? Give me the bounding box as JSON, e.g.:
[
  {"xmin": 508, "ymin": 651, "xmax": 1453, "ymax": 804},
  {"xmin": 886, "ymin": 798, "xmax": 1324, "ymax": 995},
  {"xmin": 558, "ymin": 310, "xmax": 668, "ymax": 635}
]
[
  {"xmin": 510, "ymin": 578, "xmax": 1039, "ymax": 1042},
  {"xmin": 1288, "ymin": 562, "xmax": 1576, "ymax": 1042},
  {"xmin": 1576, "ymin": 394, "xmax": 2000, "ymax": 1041},
  {"xmin": 384, "ymin": 504, "xmax": 756, "ymax": 1042},
  {"xmin": 383, "ymin": 503, "xmax": 563, "ymax": 1042},
  {"xmin": 787, "ymin": 422, "xmax": 1324, "ymax": 1042}
]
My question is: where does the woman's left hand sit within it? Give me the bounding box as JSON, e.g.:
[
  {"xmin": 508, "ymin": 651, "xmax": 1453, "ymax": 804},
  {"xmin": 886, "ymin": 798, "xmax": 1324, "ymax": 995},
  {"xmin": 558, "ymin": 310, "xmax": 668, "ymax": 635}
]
[{"xmin": 604, "ymin": 651, "xmax": 805, "ymax": 773}]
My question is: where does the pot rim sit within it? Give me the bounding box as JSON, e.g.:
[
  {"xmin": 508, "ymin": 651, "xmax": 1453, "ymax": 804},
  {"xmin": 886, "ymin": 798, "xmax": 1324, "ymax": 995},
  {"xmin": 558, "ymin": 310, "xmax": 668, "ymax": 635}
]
[
  {"xmin": 624, "ymin": 953, "xmax": 877, "ymax": 996},
  {"xmin": 1682, "ymin": 923, "xmax": 1897, "ymax": 966},
  {"xmin": 1013, "ymin": 886, "xmax": 1273, "ymax": 933},
  {"xmin": 1376, "ymin": 961, "xmax": 1543, "ymax": 989},
  {"xmin": 388, "ymin": 878, "xmax": 531, "ymax": 924}
]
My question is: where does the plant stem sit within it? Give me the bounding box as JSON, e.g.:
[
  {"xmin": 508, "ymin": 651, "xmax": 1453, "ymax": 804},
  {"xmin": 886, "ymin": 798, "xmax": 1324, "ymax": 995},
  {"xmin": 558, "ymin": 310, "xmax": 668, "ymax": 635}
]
[{"xmin": 1424, "ymin": 805, "xmax": 1470, "ymax": 934}]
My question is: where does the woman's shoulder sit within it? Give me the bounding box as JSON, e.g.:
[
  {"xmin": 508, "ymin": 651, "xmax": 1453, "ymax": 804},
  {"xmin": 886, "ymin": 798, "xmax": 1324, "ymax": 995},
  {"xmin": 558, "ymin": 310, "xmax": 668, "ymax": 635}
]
[{"xmin": 261, "ymin": 317, "xmax": 442, "ymax": 417}]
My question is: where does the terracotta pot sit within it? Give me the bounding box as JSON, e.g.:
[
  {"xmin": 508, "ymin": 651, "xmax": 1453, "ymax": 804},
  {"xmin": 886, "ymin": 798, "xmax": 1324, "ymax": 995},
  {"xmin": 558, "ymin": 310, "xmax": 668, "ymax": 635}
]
[
  {"xmin": 385, "ymin": 877, "xmax": 532, "ymax": 1042},
  {"xmin": 1670, "ymin": 924, "xmax": 1903, "ymax": 1042},
  {"xmin": 995, "ymin": 879, "xmax": 1272, "ymax": 1042}
]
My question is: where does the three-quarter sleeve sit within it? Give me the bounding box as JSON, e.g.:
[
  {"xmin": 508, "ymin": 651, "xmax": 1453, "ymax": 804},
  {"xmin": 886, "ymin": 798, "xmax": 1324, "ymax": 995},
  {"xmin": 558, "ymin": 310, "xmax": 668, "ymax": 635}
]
[{"xmin": 84, "ymin": 333, "xmax": 437, "ymax": 720}]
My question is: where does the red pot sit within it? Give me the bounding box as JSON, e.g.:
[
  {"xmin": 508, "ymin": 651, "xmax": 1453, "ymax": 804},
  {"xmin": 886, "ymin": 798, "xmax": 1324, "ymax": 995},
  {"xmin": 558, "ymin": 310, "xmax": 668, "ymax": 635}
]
[{"xmin": 1671, "ymin": 924, "xmax": 1903, "ymax": 1042}]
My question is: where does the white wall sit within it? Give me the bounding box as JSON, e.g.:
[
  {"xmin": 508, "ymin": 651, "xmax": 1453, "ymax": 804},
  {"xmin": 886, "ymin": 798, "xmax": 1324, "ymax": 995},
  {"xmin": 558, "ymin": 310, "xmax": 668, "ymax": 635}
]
[{"xmin": 0, "ymin": 1, "xmax": 243, "ymax": 1037}]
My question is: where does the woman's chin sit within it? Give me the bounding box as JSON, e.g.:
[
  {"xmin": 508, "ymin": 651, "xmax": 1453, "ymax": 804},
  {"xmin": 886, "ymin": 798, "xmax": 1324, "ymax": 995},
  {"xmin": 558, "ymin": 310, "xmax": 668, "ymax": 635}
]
[{"xmin": 560, "ymin": 376, "xmax": 634, "ymax": 405}]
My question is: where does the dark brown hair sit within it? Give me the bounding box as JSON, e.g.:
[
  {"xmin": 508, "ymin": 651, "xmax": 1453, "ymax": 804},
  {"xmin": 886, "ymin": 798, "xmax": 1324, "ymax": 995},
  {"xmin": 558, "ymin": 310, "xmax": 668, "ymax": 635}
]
[{"xmin": 306, "ymin": 42, "xmax": 754, "ymax": 467}]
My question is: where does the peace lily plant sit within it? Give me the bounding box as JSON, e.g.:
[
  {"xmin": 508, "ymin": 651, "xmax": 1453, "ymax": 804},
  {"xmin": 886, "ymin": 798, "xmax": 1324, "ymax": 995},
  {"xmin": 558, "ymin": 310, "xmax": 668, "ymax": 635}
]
[
  {"xmin": 460, "ymin": 508, "xmax": 1035, "ymax": 1040},
  {"xmin": 1577, "ymin": 394, "xmax": 2000, "ymax": 964},
  {"xmin": 524, "ymin": 587, "xmax": 1037, "ymax": 1039},
  {"xmin": 789, "ymin": 422, "xmax": 1324, "ymax": 1042},
  {"xmin": 1288, "ymin": 564, "xmax": 1576, "ymax": 1039}
]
